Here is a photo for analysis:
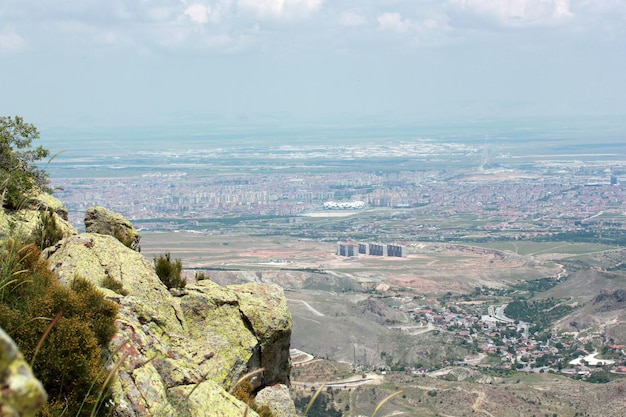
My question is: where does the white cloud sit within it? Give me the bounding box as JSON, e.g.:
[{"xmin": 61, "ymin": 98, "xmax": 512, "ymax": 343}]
[
  {"xmin": 238, "ymin": 0, "xmax": 323, "ymax": 19},
  {"xmin": 554, "ymin": 0, "xmax": 572, "ymax": 18},
  {"xmin": 0, "ymin": 30, "xmax": 27, "ymax": 52},
  {"xmin": 377, "ymin": 12, "xmax": 413, "ymax": 33},
  {"xmin": 1, "ymin": 0, "xmax": 622, "ymax": 56},
  {"xmin": 181, "ymin": 0, "xmax": 233, "ymax": 24},
  {"xmin": 339, "ymin": 11, "xmax": 366, "ymax": 27},
  {"xmin": 376, "ymin": 10, "xmax": 450, "ymax": 45},
  {"xmin": 185, "ymin": 3, "xmax": 211, "ymax": 24},
  {"xmin": 448, "ymin": 0, "xmax": 573, "ymax": 27}
]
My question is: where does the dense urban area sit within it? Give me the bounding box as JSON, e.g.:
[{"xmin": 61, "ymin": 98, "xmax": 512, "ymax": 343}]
[{"xmin": 52, "ymin": 140, "xmax": 626, "ymax": 244}]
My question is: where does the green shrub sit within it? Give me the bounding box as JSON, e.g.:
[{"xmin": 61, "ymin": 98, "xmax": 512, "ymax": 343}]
[
  {"xmin": 153, "ymin": 252, "xmax": 186, "ymax": 289},
  {"xmin": 195, "ymin": 271, "xmax": 209, "ymax": 281},
  {"xmin": 0, "ymin": 116, "xmax": 50, "ymax": 210},
  {"xmin": 30, "ymin": 207, "xmax": 64, "ymax": 250},
  {"xmin": 0, "ymin": 241, "xmax": 119, "ymax": 416}
]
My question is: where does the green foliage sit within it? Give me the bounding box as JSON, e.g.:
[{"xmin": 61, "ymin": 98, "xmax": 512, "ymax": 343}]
[
  {"xmin": 586, "ymin": 370, "xmax": 612, "ymax": 384},
  {"xmin": 0, "ymin": 242, "xmax": 119, "ymax": 416},
  {"xmin": 0, "ymin": 237, "xmax": 27, "ymax": 303},
  {"xmin": 153, "ymin": 252, "xmax": 186, "ymax": 289},
  {"xmin": 511, "ymin": 277, "xmax": 562, "ymax": 294},
  {"xmin": 0, "ymin": 116, "xmax": 50, "ymax": 209},
  {"xmin": 504, "ymin": 298, "xmax": 575, "ymax": 331},
  {"xmin": 30, "ymin": 207, "xmax": 64, "ymax": 250}
]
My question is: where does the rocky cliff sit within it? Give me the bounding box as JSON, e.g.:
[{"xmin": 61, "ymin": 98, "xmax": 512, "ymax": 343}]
[{"xmin": 2, "ymin": 195, "xmax": 296, "ymax": 417}]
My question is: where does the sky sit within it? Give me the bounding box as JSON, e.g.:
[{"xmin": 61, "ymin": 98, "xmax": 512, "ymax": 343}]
[{"xmin": 1, "ymin": 0, "xmax": 625, "ymax": 134}]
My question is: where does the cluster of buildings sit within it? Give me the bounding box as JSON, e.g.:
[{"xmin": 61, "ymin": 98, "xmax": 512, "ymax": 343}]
[
  {"xmin": 336, "ymin": 241, "xmax": 405, "ymax": 257},
  {"xmin": 394, "ymin": 300, "xmax": 626, "ymax": 376}
]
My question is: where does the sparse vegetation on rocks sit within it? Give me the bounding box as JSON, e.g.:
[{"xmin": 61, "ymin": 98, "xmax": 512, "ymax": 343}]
[
  {"xmin": 0, "ymin": 118, "xmax": 298, "ymax": 416},
  {"xmin": 0, "ymin": 240, "xmax": 118, "ymax": 416},
  {"xmin": 30, "ymin": 207, "xmax": 65, "ymax": 250},
  {"xmin": 101, "ymin": 275, "xmax": 130, "ymax": 296},
  {"xmin": 154, "ymin": 252, "xmax": 186, "ymax": 289}
]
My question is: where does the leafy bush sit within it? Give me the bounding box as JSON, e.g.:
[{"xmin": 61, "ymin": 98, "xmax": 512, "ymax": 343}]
[
  {"xmin": 0, "ymin": 116, "xmax": 50, "ymax": 210},
  {"xmin": 0, "ymin": 241, "xmax": 119, "ymax": 416},
  {"xmin": 153, "ymin": 252, "xmax": 186, "ymax": 289}
]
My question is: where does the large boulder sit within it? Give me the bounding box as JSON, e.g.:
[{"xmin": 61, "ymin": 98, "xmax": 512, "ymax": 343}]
[
  {"xmin": 0, "ymin": 327, "xmax": 47, "ymax": 417},
  {"xmin": 85, "ymin": 206, "xmax": 141, "ymax": 251},
  {"xmin": 44, "ymin": 232, "xmax": 294, "ymax": 416}
]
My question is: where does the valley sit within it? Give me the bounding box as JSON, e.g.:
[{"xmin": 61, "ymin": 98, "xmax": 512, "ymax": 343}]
[{"xmin": 141, "ymin": 232, "xmax": 626, "ymax": 417}]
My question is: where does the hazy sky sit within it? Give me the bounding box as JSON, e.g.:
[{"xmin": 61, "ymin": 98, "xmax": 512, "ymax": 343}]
[{"xmin": 1, "ymin": 0, "xmax": 625, "ymax": 131}]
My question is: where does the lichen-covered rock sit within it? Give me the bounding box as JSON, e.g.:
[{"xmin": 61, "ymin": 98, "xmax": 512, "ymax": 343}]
[
  {"xmin": 113, "ymin": 360, "xmax": 177, "ymax": 417},
  {"xmin": 255, "ymin": 384, "xmax": 298, "ymax": 417},
  {"xmin": 169, "ymin": 380, "xmax": 260, "ymax": 417},
  {"xmin": 43, "ymin": 232, "xmax": 295, "ymax": 416},
  {"xmin": 0, "ymin": 327, "xmax": 47, "ymax": 417},
  {"xmin": 0, "ymin": 192, "xmax": 76, "ymax": 246},
  {"xmin": 44, "ymin": 233, "xmax": 184, "ymax": 335},
  {"xmin": 85, "ymin": 206, "xmax": 141, "ymax": 251},
  {"xmin": 26, "ymin": 192, "xmax": 69, "ymax": 221},
  {"xmin": 231, "ymin": 283, "xmax": 292, "ymax": 388},
  {"xmin": 179, "ymin": 282, "xmax": 259, "ymax": 388}
]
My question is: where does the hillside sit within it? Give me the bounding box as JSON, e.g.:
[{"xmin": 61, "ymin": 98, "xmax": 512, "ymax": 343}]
[
  {"xmin": 548, "ymin": 268, "xmax": 626, "ymax": 344},
  {"xmin": 0, "ymin": 197, "xmax": 296, "ymax": 417}
]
